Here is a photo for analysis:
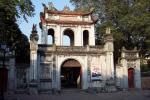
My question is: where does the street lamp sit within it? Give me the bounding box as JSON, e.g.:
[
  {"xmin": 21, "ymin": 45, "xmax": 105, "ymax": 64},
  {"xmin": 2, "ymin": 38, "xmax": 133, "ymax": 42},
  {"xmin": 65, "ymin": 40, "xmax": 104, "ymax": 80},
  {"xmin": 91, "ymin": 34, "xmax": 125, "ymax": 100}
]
[{"xmin": 0, "ymin": 43, "xmax": 11, "ymax": 100}]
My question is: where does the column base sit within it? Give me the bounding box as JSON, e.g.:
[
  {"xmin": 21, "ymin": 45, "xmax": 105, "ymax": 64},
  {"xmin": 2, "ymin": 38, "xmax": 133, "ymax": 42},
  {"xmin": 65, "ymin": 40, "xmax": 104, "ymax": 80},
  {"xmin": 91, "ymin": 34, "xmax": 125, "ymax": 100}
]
[{"xmin": 28, "ymin": 82, "xmax": 38, "ymax": 95}]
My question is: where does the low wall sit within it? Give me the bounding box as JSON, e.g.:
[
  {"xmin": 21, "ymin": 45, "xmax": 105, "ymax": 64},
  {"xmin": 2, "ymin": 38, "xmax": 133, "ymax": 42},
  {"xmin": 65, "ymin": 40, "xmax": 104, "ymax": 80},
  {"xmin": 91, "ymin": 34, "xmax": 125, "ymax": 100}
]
[{"xmin": 141, "ymin": 77, "xmax": 150, "ymax": 90}]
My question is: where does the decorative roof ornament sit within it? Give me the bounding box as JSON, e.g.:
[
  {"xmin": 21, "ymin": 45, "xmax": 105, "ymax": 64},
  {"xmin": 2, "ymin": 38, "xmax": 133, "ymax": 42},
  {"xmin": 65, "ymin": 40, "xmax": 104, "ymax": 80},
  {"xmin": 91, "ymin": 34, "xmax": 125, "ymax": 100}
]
[
  {"xmin": 90, "ymin": 7, "xmax": 94, "ymax": 12},
  {"xmin": 63, "ymin": 5, "xmax": 70, "ymax": 11},
  {"xmin": 91, "ymin": 14, "xmax": 98, "ymax": 22},
  {"xmin": 48, "ymin": 2, "xmax": 54, "ymax": 10},
  {"xmin": 42, "ymin": 3, "xmax": 48, "ymax": 10}
]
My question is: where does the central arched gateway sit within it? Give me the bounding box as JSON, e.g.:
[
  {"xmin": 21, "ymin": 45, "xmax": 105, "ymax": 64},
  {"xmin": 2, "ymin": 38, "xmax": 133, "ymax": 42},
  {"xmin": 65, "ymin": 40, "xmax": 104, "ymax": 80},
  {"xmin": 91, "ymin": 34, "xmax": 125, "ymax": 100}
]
[{"xmin": 61, "ymin": 59, "xmax": 82, "ymax": 89}]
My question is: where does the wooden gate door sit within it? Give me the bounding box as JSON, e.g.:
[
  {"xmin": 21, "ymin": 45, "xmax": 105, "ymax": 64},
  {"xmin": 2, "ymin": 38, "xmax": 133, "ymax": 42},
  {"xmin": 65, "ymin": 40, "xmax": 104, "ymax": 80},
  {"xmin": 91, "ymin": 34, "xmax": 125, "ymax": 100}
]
[{"xmin": 128, "ymin": 68, "xmax": 134, "ymax": 88}]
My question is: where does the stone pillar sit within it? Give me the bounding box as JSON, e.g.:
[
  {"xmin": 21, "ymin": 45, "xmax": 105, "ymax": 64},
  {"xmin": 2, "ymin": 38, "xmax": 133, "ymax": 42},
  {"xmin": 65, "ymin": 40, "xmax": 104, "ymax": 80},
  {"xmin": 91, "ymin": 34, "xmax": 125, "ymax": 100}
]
[
  {"xmin": 101, "ymin": 55, "xmax": 107, "ymax": 80},
  {"xmin": 37, "ymin": 54, "xmax": 40, "ymax": 83},
  {"xmin": 55, "ymin": 25, "xmax": 61, "ymax": 45},
  {"xmin": 104, "ymin": 28, "xmax": 114, "ymax": 79},
  {"xmin": 50, "ymin": 46, "xmax": 57, "ymax": 90},
  {"xmin": 89, "ymin": 25, "xmax": 95, "ymax": 46},
  {"xmin": 116, "ymin": 64, "xmax": 122, "ymax": 88},
  {"xmin": 87, "ymin": 47, "xmax": 91, "ymax": 88},
  {"xmin": 135, "ymin": 57, "xmax": 141, "ymax": 89},
  {"xmin": 30, "ymin": 51, "xmax": 38, "ymax": 81},
  {"xmin": 76, "ymin": 26, "xmax": 82, "ymax": 46},
  {"xmin": 41, "ymin": 25, "xmax": 47, "ymax": 44},
  {"xmin": 82, "ymin": 56, "xmax": 88, "ymax": 89},
  {"xmin": 29, "ymin": 24, "xmax": 39, "ymax": 94},
  {"xmin": 105, "ymin": 52, "xmax": 114, "ymax": 78},
  {"xmin": 122, "ymin": 59, "xmax": 128, "ymax": 89},
  {"xmin": 60, "ymin": 27, "xmax": 63, "ymax": 46},
  {"xmin": 120, "ymin": 50, "xmax": 128, "ymax": 89}
]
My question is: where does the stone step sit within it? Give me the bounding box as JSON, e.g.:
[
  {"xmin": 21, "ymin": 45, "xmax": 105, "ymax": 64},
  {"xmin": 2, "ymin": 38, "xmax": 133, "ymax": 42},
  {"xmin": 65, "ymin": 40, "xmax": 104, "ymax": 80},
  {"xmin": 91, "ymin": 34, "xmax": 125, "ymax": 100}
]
[
  {"xmin": 38, "ymin": 89, "xmax": 52, "ymax": 94},
  {"xmin": 61, "ymin": 89, "xmax": 82, "ymax": 93},
  {"xmin": 15, "ymin": 89, "xmax": 27, "ymax": 94}
]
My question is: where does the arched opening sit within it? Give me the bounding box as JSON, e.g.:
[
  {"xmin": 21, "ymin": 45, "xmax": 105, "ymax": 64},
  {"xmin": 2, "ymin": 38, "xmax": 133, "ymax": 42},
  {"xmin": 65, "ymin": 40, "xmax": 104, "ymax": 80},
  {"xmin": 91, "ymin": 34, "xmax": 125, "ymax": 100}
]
[
  {"xmin": 63, "ymin": 29, "xmax": 74, "ymax": 46},
  {"xmin": 48, "ymin": 28, "xmax": 55, "ymax": 44},
  {"xmin": 128, "ymin": 68, "xmax": 135, "ymax": 88},
  {"xmin": 61, "ymin": 59, "xmax": 82, "ymax": 89},
  {"xmin": 83, "ymin": 30, "xmax": 89, "ymax": 46}
]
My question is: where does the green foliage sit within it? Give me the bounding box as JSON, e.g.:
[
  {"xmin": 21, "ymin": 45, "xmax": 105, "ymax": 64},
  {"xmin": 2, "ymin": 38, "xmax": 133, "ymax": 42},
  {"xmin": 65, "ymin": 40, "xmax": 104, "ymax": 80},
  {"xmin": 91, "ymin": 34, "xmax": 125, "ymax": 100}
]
[
  {"xmin": 141, "ymin": 64, "xmax": 150, "ymax": 72},
  {"xmin": 0, "ymin": 0, "xmax": 34, "ymax": 21},
  {"xmin": 15, "ymin": 33, "xmax": 30, "ymax": 63},
  {"xmin": 0, "ymin": 0, "xmax": 34, "ymax": 63},
  {"xmin": 70, "ymin": 0, "xmax": 150, "ymax": 62}
]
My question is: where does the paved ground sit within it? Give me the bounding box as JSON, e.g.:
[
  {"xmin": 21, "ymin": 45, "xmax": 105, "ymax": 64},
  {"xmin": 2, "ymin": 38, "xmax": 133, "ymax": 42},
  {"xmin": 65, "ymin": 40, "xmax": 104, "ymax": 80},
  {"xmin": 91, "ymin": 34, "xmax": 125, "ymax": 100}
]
[{"xmin": 4, "ymin": 90, "xmax": 150, "ymax": 100}]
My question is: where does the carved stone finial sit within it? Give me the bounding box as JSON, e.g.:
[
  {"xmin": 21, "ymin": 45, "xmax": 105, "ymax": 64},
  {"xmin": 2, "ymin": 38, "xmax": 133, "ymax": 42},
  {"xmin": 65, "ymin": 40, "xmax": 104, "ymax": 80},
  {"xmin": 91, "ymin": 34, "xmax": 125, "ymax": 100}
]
[
  {"xmin": 30, "ymin": 24, "xmax": 39, "ymax": 41},
  {"xmin": 63, "ymin": 5, "xmax": 70, "ymax": 11},
  {"xmin": 122, "ymin": 46, "xmax": 126, "ymax": 50},
  {"xmin": 48, "ymin": 2, "xmax": 54, "ymax": 10},
  {"xmin": 90, "ymin": 7, "xmax": 94, "ymax": 12},
  {"xmin": 106, "ymin": 27, "xmax": 111, "ymax": 34},
  {"xmin": 32, "ymin": 24, "xmax": 37, "ymax": 33},
  {"xmin": 134, "ymin": 47, "xmax": 137, "ymax": 51}
]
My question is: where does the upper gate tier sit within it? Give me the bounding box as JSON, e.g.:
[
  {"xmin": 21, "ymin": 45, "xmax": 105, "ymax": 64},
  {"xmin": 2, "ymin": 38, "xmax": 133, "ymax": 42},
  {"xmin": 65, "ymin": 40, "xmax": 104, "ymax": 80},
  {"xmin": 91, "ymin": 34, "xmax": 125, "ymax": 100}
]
[
  {"xmin": 39, "ymin": 3, "xmax": 98, "ymax": 46},
  {"xmin": 40, "ymin": 4, "xmax": 98, "ymax": 25}
]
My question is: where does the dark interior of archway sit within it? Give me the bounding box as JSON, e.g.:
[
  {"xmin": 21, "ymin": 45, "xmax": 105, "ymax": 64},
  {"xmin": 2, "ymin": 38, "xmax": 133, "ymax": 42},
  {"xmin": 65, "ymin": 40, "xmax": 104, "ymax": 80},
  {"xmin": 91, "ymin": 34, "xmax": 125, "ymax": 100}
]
[
  {"xmin": 64, "ymin": 29, "xmax": 74, "ymax": 46},
  {"xmin": 48, "ymin": 29, "xmax": 55, "ymax": 44},
  {"xmin": 61, "ymin": 67, "xmax": 81, "ymax": 89}
]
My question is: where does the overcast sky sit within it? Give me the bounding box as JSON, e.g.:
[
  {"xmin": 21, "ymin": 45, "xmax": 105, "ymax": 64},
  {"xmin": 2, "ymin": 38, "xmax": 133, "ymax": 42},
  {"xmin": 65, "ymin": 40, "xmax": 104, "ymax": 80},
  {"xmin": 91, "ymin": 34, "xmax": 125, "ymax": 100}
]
[{"xmin": 17, "ymin": 0, "xmax": 74, "ymax": 44}]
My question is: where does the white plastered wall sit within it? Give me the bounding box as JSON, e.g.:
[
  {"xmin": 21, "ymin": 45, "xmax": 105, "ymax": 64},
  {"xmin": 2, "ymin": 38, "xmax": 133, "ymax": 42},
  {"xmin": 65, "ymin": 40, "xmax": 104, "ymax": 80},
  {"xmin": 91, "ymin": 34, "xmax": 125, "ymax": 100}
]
[
  {"xmin": 89, "ymin": 55, "xmax": 106, "ymax": 87},
  {"xmin": 116, "ymin": 65, "xmax": 124, "ymax": 88}
]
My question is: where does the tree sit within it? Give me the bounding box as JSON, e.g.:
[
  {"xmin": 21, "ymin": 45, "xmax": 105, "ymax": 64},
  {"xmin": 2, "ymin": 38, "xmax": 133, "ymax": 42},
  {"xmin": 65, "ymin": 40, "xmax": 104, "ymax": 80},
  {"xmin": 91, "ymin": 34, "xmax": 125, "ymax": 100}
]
[
  {"xmin": 0, "ymin": 0, "xmax": 35, "ymax": 63},
  {"xmin": 70, "ymin": 0, "xmax": 150, "ymax": 62},
  {"xmin": 0, "ymin": 0, "xmax": 34, "ymax": 20}
]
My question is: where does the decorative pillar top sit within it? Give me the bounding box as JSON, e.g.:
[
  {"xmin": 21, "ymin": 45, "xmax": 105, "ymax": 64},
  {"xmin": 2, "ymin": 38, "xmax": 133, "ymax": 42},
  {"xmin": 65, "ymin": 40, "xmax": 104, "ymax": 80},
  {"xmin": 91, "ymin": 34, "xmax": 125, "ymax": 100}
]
[
  {"xmin": 104, "ymin": 27, "xmax": 113, "ymax": 42},
  {"xmin": 63, "ymin": 5, "xmax": 70, "ymax": 11},
  {"xmin": 32, "ymin": 24, "xmax": 37, "ymax": 33},
  {"xmin": 30, "ymin": 24, "xmax": 39, "ymax": 41},
  {"xmin": 104, "ymin": 27, "xmax": 114, "ymax": 51},
  {"xmin": 30, "ymin": 24, "xmax": 39, "ymax": 51}
]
